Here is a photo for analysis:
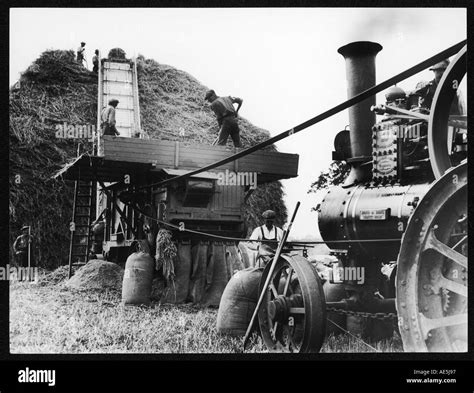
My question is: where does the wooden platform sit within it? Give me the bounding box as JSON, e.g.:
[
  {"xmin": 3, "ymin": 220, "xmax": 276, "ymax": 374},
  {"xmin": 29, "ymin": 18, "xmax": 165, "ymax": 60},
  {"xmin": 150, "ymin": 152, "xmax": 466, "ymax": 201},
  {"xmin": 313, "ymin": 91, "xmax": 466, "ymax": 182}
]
[
  {"xmin": 103, "ymin": 136, "xmax": 299, "ymax": 183},
  {"xmin": 55, "ymin": 136, "xmax": 299, "ymax": 184}
]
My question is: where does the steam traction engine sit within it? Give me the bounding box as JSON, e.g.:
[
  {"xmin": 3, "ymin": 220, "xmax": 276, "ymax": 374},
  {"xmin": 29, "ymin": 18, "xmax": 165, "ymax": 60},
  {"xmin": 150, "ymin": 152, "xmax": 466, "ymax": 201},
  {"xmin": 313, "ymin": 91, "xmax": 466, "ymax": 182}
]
[{"xmin": 257, "ymin": 42, "xmax": 467, "ymax": 352}]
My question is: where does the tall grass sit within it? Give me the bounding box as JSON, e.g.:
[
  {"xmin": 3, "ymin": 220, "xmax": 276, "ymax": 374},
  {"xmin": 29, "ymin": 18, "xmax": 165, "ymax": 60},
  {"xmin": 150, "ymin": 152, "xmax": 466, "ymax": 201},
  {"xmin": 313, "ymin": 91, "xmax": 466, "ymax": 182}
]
[{"xmin": 10, "ymin": 278, "xmax": 402, "ymax": 354}]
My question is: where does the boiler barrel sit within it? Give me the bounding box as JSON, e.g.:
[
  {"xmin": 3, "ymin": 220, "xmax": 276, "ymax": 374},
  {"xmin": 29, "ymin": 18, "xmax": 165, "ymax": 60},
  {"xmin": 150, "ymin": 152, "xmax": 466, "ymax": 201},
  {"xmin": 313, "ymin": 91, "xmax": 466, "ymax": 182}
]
[{"xmin": 318, "ymin": 183, "xmax": 430, "ymax": 260}]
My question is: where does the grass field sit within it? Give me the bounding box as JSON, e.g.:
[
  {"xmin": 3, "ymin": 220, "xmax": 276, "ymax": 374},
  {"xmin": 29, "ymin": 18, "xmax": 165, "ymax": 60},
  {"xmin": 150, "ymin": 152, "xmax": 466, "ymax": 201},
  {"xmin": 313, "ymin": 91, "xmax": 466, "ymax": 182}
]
[{"xmin": 9, "ymin": 275, "xmax": 403, "ymax": 354}]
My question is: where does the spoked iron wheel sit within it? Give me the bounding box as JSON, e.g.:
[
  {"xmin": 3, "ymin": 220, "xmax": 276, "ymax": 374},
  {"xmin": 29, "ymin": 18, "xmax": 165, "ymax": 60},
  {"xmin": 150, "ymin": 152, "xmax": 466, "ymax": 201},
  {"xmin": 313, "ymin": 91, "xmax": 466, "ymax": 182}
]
[
  {"xmin": 396, "ymin": 162, "xmax": 467, "ymax": 352},
  {"xmin": 258, "ymin": 254, "xmax": 326, "ymax": 352}
]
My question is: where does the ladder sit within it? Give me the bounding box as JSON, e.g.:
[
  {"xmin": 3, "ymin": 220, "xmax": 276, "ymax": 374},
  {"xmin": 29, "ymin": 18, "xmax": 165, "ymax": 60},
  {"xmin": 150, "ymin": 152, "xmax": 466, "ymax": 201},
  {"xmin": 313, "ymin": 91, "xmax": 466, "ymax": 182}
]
[
  {"xmin": 68, "ymin": 147, "xmax": 96, "ymax": 278},
  {"xmin": 68, "ymin": 180, "xmax": 95, "ymax": 278}
]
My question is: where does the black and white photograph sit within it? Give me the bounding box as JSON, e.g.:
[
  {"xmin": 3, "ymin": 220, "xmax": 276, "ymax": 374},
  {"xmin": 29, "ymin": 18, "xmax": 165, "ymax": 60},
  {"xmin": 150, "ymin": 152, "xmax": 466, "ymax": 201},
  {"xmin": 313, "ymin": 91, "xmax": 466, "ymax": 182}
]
[{"xmin": 5, "ymin": 5, "xmax": 471, "ymax": 392}]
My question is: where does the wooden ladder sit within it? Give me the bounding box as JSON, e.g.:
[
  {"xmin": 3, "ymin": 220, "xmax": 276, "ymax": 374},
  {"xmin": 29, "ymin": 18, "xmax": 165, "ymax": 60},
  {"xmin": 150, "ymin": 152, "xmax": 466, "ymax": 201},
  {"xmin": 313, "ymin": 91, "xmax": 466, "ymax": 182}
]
[{"xmin": 68, "ymin": 146, "xmax": 96, "ymax": 278}]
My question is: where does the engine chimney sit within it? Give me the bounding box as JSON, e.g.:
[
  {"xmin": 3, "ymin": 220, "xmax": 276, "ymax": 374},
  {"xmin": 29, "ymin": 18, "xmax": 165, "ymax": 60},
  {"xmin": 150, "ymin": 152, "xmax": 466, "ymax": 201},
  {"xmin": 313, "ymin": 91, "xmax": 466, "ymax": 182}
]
[{"xmin": 338, "ymin": 41, "xmax": 382, "ymax": 163}]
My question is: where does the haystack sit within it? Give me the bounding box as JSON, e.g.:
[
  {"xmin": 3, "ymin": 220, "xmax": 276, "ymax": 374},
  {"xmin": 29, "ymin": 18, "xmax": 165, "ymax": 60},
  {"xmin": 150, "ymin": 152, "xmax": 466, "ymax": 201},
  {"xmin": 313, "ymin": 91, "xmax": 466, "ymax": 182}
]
[
  {"xmin": 9, "ymin": 48, "xmax": 288, "ymax": 268},
  {"xmin": 65, "ymin": 260, "xmax": 123, "ymax": 291}
]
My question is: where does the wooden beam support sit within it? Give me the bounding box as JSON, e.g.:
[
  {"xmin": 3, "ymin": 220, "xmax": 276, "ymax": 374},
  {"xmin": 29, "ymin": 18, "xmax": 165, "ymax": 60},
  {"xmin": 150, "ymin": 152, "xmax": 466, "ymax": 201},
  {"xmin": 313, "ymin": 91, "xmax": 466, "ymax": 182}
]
[{"xmin": 97, "ymin": 179, "xmax": 138, "ymax": 237}]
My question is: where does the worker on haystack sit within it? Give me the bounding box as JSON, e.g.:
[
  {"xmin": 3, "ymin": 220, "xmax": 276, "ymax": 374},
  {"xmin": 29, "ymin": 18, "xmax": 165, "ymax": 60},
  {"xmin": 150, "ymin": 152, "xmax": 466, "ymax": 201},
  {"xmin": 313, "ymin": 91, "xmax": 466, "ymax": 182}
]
[
  {"xmin": 100, "ymin": 99, "xmax": 121, "ymax": 137},
  {"xmin": 248, "ymin": 210, "xmax": 283, "ymax": 267},
  {"xmin": 92, "ymin": 49, "xmax": 99, "ymax": 73},
  {"xmin": 77, "ymin": 42, "xmax": 86, "ymax": 65},
  {"xmin": 12, "ymin": 226, "xmax": 32, "ymax": 268},
  {"xmin": 204, "ymin": 89, "xmax": 243, "ymax": 148}
]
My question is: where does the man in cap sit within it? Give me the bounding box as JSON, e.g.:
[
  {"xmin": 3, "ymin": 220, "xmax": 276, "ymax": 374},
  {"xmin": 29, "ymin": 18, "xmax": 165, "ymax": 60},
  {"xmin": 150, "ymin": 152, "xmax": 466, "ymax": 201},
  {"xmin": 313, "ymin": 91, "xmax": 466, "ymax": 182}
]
[
  {"xmin": 248, "ymin": 210, "xmax": 283, "ymax": 267},
  {"xmin": 12, "ymin": 226, "xmax": 32, "ymax": 268},
  {"xmin": 412, "ymin": 59, "xmax": 465, "ymax": 114},
  {"xmin": 100, "ymin": 99, "xmax": 121, "ymax": 137},
  {"xmin": 92, "ymin": 49, "xmax": 99, "ymax": 73},
  {"xmin": 77, "ymin": 42, "xmax": 86, "ymax": 65},
  {"xmin": 205, "ymin": 89, "xmax": 243, "ymax": 148}
]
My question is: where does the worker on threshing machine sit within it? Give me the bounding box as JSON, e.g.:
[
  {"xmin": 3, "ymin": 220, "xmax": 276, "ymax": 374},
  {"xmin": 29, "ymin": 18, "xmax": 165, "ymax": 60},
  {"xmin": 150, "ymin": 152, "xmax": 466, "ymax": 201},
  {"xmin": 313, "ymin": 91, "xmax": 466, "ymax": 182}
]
[
  {"xmin": 100, "ymin": 99, "xmax": 121, "ymax": 137},
  {"xmin": 12, "ymin": 226, "xmax": 32, "ymax": 267},
  {"xmin": 204, "ymin": 89, "xmax": 243, "ymax": 148},
  {"xmin": 248, "ymin": 210, "xmax": 283, "ymax": 268}
]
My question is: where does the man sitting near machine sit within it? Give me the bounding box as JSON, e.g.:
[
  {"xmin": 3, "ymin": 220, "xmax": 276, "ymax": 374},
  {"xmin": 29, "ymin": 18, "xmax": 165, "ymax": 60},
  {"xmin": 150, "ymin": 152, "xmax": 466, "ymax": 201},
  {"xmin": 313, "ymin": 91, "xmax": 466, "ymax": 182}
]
[{"xmin": 247, "ymin": 210, "xmax": 283, "ymax": 268}]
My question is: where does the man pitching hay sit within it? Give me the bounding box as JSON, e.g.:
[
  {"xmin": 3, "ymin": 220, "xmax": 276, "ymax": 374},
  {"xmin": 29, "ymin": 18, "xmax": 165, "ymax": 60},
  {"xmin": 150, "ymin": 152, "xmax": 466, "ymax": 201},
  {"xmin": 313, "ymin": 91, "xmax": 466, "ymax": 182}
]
[{"xmin": 205, "ymin": 89, "xmax": 243, "ymax": 147}]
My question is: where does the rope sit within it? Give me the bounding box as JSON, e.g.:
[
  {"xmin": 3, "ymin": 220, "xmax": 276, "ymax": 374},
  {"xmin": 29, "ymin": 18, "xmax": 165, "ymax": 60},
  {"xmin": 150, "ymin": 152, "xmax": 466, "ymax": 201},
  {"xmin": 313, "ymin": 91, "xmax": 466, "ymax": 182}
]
[{"xmin": 138, "ymin": 40, "xmax": 466, "ymax": 191}]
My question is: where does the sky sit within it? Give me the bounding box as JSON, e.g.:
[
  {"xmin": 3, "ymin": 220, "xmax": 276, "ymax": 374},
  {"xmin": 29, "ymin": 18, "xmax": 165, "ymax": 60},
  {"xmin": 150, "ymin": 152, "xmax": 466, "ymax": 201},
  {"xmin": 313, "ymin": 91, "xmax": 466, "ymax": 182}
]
[{"xmin": 10, "ymin": 7, "xmax": 467, "ymax": 238}]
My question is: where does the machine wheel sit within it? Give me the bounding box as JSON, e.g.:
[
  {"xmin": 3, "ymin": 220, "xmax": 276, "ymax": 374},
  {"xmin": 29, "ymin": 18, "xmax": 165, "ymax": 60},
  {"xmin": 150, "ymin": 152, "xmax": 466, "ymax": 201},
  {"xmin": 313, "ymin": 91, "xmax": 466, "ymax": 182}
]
[
  {"xmin": 428, "ymin": 45, "xmax": 467, "ymax": 179},
  {"xmin": 396, "ymin": 162, "xmax": 467, "ymax": 352},
  {"xmin": 258, "ymin": 254, "xmax": 326, "ymax": 352}
]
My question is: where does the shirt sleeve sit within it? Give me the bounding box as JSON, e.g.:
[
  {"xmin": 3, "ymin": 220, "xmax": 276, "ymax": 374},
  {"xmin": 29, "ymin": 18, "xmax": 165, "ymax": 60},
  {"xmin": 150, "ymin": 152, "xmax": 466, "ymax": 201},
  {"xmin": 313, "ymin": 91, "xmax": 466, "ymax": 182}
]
[{"xmin": 247, "ymin": 227, "xmax": 262, "ymax": 250}]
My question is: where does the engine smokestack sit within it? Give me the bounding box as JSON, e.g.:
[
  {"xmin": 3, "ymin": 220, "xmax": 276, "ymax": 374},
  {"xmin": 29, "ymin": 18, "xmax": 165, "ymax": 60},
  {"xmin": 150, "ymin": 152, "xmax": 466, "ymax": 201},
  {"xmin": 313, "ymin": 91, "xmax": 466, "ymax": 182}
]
[{"xmin": 338, "ymin": 41, "xmax": 382, "ymax": 162}]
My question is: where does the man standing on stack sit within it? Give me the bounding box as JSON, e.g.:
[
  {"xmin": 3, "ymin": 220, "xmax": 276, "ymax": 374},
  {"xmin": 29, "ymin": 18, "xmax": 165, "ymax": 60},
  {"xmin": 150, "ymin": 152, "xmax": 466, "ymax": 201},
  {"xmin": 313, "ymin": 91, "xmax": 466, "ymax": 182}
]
[
  {"xmin": 205, "ymin": 89, "xmax": 243, "ymax": 148},
  {"xmin": 77, "ymin": 42, "xmax": 86, "ymax": 65},
  {"xmin": 92, "ymin": 49, "xmax": 99, "ymax": 73}
]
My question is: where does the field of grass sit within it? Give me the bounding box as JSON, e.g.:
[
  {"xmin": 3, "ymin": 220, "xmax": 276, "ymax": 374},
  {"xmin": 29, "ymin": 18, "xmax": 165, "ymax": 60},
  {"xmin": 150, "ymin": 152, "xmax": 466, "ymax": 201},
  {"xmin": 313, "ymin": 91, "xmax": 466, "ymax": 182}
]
[{"xmin": 9, "ymin": 274, "xmax": 403, "ymax": 354}]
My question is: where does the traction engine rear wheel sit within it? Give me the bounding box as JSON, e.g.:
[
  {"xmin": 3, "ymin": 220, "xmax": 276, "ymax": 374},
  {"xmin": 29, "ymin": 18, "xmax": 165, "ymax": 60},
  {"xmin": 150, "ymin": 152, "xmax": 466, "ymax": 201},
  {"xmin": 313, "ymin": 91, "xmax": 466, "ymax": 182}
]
[
  {"xmin": 396, "ymin": 162, "xmax": 467, "ymax": 352},
  {"xmin": 258, "ymin": 254, "xmax": 326, "ymax": 352}
]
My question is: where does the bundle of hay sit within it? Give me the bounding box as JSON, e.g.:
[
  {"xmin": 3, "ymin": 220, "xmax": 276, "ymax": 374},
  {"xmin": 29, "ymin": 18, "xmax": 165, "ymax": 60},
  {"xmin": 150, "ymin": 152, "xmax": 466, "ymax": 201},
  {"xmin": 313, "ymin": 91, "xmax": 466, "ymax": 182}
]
[
  {"xmin": 155, "ymin": 229, "xmax": 176, "ymax": 285},
  {"xmin": 9, "ymin": 49, "xmax": 288, "ymax": 268}
]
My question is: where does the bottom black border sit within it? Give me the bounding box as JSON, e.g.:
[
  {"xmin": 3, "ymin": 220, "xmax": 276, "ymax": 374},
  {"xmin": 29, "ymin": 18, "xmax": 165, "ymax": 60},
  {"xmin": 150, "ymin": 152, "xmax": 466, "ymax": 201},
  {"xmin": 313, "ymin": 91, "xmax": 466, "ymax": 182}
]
[{"xmin": 1, "ymin": 360, "xmax": 473, "ymax": 393}]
